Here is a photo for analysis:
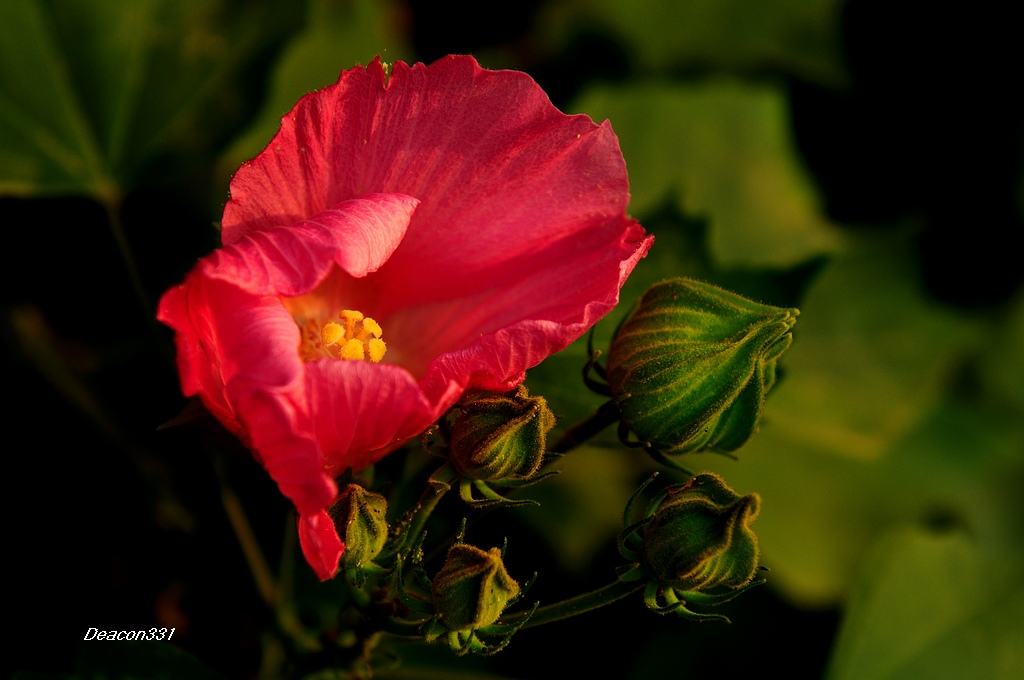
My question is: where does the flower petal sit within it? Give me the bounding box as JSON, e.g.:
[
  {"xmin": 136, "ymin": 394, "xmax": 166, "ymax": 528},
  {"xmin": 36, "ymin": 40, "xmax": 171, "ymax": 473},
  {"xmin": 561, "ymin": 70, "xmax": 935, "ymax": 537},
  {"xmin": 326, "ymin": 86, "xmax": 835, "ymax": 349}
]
[
  {"xmin": 207, "ymin": 193, "xmax": 418, "ymax": 296},
  {"xmin": 157, "ymin": 274, "xmax": 336, "ymax": 516},
  {"xmin": 416, "ymin": 219, "xmax": 652, "ymax": 399},
  {"xmin": 223, "ymin": 56, "xmax": 633, "ymax": 306},
  {"xmin": 304, "ymin": 360, "xmax": 435, "ymax": 473},
  {"xmin": 298, "ymin": 510, "xmax": 345, "ymax": 582},
  {"xmin": 157, "ymin": 282, "xmax": 239, "ymax": 432}
]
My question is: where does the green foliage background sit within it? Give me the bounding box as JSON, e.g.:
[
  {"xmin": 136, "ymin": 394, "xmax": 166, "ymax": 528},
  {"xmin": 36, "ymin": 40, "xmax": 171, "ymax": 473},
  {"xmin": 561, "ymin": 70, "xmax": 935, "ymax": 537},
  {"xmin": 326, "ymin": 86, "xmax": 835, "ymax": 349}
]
[{"xmin": 3, "ymin": 0, "xmax": 1021, "ymax": 678}]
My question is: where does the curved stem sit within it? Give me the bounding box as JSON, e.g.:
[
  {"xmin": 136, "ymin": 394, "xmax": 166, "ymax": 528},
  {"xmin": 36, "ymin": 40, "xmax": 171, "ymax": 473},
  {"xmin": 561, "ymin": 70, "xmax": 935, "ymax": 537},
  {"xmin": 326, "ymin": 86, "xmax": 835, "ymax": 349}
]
[
  {"xmin": 221, "ymin": 485, "xmax": 277, "ymax": 606},
  {"xmin": 102, "ymin": 195, "xmax": 151, "ymax": 318},
  {"xmin": 391, "ymin": 464, "xmax": 456, "ymax": 556},
  {"xmin": 493, "ymin": 579, "xmax": 643, "ymax": 632},
  {"xmin": 550, "ymin": 400, "xmax": 621, "ymax": 453},
  {"xmin": 217, "ymin": 457, "xmax": 320, "ymax": 652},
  {"xmin": 379, "ymin": 617, "xmax": 427, "ymax": 639}
]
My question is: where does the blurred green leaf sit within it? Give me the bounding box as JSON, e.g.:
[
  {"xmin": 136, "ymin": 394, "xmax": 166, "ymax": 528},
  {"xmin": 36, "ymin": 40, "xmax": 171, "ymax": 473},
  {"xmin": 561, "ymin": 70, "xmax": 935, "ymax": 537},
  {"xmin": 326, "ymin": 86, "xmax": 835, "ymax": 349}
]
[
  {"xmin": 827, "ymin": 528, "xmax": 1024, "ymax": 680},
  {"xmin": 697, "ymin": 395, "xmax": 1022, "ymax": 605},
  {"xmin": 520, "ymin": 445, "xmax": 637, "ymax": 570},
  {"xmin": 686, "ymin": 243, "xmax": 1016, "ymax": 605},
  {"xmin": 221, "ymin": 0, "xmax": 406, "ymax": 174},
  {"xmin": 544, "ymin": 0, "xmax": 844, "ymax": 84},
  {"xmin": 0, "ymin": 0, "xmax": 268, "ymax": 200},
  {"xmin": 766, "ymin": 244, "xmax": 982, "ymax": 460},
  {"xmin": 0, "ymin": 0, "xmax": 112, "ymax": 197},
  {"xmin": 979, "ymin": 293, "xmax": 1024, "ymax": 413},
  {"xmin": 573, "ymin": 81, "xmax": 844, "ymax": 268}
]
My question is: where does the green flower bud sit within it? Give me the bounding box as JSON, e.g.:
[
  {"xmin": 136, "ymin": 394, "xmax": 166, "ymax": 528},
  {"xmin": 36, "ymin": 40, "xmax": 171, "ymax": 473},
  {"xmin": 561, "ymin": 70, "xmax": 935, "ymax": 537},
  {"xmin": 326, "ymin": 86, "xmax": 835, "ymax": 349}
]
[
  {"xmin": 329, "ymin": 484, "xmax": 388, "ymax": 568},
  {"xmin": 447, "ymin": 386, "xmax": 555, "ymax": 482},
  {"xmin": 606, "ymin": 278, "xmax": 798, "ymax": 454},
  {"xmin": 642, "ymin": 473, "xmax": 760, "ymax": 592},
  {"xmin": 432, "ymin": 544, "xmax": 520, "ymax": 632}
]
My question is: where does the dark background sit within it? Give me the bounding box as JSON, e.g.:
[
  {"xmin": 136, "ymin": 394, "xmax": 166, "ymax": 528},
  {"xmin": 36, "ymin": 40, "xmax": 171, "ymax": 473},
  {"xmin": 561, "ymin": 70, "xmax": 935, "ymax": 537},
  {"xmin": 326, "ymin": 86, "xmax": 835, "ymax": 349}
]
[{"xmin": 4, "ymin": 1, "xmax": 1022, "ymax": 678}]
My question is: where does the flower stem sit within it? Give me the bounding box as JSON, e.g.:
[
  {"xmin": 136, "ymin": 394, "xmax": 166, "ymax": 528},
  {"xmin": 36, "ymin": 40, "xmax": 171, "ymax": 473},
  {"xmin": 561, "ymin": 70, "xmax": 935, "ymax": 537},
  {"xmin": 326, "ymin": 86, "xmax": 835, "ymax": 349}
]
[
  {"xmin": 550, "ymin": 400, "xmax": 621, "ymax": 453},
  {"xmin": 221, "ymin": 485, "xmax": 278, "ymax": 606},
  {"xmin": 345, "ymin": 568, "xmax": 371, "ymax": 610},
  {"xmin": 220, "ymin": 477, "xmax": 320, "ymax": 651},
  {"xmin": 493, "ymin": 579, "xmax": 643, "ymax": 632},
  {"xmin": 102, "ymin": 194, "xmax": 152, "ymax": 318},
  {"xmin": 379, "ymin": 617, "xmax": 426, "ymax": 638},
  {"xmin": 390, "ymin": 464, "xmax": 456, "ymax": 556}
]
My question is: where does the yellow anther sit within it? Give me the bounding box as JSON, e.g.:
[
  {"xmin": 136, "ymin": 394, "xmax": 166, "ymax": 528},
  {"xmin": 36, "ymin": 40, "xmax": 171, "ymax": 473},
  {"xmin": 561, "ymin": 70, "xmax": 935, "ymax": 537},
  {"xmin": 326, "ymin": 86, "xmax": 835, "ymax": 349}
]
[
  {"xmin": 367, "ymin": 338, "xmax": 387, "ymax": 363},
  {"xmin": 321, "ymin": 321, "xmax": 344, "ymax": 346},
  {"xmin": 301, "ymin": 308, "xmax": 388, "ymax": 363},
  {"xmin": 361, "ymin": 317, "xmax": 383, "ymax": 339},
  {"xmin": 340, "ymin": 338, "xmax": 365, "ymax": 361},
  {"xmin": 339, "ymin": 309, "xmax": 364, "ymax": 337}
]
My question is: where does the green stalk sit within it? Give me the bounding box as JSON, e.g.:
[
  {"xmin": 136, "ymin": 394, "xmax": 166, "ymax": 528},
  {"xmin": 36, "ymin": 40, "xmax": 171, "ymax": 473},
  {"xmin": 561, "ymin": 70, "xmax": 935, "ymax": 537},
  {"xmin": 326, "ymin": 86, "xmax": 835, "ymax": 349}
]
[
  {"xmin": 102, "ymin": 195, "xmax": 151, "ymax": 318},
  {"xmin": 390, "ymin": 464, "xmax": 456, "ymax": 556},
  {"xmin": 550, "ymin": 400, "xmax": 621, "ymax": 453},
  {"xmin": 493, "ymin": 579, "xmax": 643, "ymax": 632}
]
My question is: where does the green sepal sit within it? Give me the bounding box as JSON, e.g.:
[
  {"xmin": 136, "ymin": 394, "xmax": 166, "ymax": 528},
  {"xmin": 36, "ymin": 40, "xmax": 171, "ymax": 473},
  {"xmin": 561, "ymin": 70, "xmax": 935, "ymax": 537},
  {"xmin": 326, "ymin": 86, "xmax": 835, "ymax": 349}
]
[
  {"xmin": 329, "ymin": 484, "xmax": 389, "ymax": 569},
  {"xmin": 447, "ymin": 385, "xmax": 555, "ymax": 482},
  {"xmin": 641, "ymin": 473, "xmax": 761, "ymax": 593},
  {"xmin": 606, "ymin": 277, "xmax": 798, "ymax": 454},
  {"xmin": 431, "ymin": 544, "xmax": 521, "ymax": 633}
]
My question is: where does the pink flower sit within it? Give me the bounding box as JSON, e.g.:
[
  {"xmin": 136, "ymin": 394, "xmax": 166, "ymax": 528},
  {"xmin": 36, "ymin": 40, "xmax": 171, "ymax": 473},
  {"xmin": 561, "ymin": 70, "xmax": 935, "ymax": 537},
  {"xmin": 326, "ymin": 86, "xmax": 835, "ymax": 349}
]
[{"xmin": 158, "ymin": 56, "xmax": 651, "ymax": 580}]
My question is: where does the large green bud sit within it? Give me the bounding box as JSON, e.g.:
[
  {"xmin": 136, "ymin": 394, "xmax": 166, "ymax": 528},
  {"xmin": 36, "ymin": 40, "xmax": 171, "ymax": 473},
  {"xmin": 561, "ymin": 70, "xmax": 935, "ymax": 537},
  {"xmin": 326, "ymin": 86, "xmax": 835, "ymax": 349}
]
[
  {"xmin": 329, "ymin": 484, "xmax": 388, "ymax": 568},
  {"xmin": 447, "ymin": 386, "xmax": 555, "ymax": 482},
  {"xmin": 606, "ymin": 278, "xmax": 798, "ymax": 454},
  {"xmin": 642, "ymin": 473, "xmax": 760, "ymax": 593},
  {"xmin": 432, "ymin": 544, "xmax": 521, "ymax": 632}
]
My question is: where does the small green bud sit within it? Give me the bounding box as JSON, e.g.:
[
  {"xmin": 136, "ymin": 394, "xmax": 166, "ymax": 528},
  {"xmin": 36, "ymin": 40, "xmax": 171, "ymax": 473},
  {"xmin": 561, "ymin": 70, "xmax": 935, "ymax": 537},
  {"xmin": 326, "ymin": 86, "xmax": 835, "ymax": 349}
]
[
  {"xmin": 606, "ymin": 278, "xmax": 798, "ymax": 454},
  {"xmin": 432, "ymin": 544, "xmax": 520, "ymax": 632},
  {"xmin": 642, "ymin": 473, "xmax": 760, "ymax": 593},
  {"xmin": 447, "ymin": 386, "xmax": 555, "ymax": 482},
  {"xmin": 329, "ymin": 484, "xmax": 388, "ymax": 568}
]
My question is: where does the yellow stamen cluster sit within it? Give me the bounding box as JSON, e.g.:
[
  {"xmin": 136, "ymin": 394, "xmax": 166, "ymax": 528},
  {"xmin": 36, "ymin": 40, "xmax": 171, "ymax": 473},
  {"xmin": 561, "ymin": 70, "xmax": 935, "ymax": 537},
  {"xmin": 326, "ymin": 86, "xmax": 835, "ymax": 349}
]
[{"xmin": 299, "ymin": 309, "xmax": 386, "ymax": 363}]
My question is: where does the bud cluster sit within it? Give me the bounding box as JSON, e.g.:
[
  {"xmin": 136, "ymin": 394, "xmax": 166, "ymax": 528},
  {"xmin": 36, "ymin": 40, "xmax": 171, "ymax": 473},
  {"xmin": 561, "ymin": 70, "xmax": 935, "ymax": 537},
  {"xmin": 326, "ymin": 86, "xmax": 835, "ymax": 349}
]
[{"xmin": 280, "ymin": 277, "xmax": 792, "ymax": 660}]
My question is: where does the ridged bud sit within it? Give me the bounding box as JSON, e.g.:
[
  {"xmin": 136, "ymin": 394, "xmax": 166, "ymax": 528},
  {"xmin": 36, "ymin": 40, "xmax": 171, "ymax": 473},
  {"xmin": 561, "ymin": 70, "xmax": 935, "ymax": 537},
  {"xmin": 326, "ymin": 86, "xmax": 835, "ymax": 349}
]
[
  {"xmin": 432, "ymin": 544, "xmax": 520, "ymax": 632},
  {"xmin": 447, "ymin": 386, "xmax": 555, "ymax": 482},
  {"xmin": 642, "ymin": 473, "xmax": 760, "ymax": 592},
  {"xmin": 329, "ymin": 484, "xmax": 388, "ymax": 568},
  {"xmin": 606, "ymin": 278, "xmax": 798, "ymax": 453}
]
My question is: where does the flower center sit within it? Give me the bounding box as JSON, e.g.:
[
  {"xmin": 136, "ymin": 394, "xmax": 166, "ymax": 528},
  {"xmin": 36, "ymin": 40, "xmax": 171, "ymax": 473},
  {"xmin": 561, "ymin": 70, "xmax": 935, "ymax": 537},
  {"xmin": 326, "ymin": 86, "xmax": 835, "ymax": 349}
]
[{"xmin": 298, "ymin": 309, "xmax": 387, "ymax": 363}]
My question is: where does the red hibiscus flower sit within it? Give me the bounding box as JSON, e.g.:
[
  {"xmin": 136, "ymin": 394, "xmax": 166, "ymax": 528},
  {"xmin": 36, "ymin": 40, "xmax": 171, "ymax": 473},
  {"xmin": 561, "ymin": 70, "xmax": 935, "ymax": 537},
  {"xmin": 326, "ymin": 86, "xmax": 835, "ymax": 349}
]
[{"xmin": 158, "ymin": 56, "xmax": 652, "ymax": 580}]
